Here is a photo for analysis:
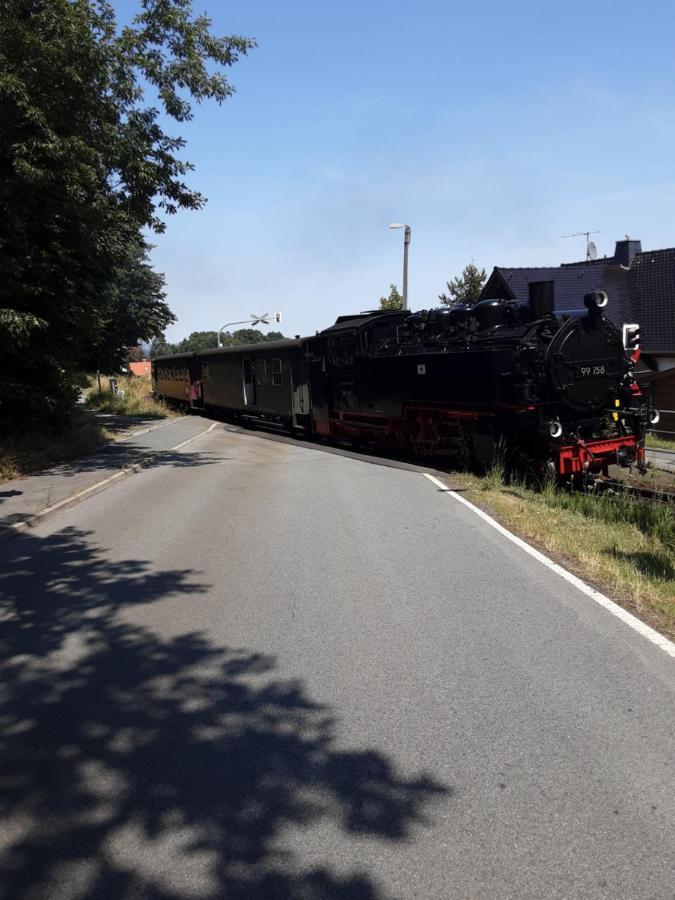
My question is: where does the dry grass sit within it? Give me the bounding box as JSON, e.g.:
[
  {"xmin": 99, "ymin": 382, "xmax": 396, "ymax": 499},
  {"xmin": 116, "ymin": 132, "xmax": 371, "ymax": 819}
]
[
  {"xmin": 454, "ymin": 467, "xmax": 675, "ymax": 639},
  {"xmin": 85, "ymin": 374, "xmax": 177, "ymax": 419},
  {"xmin": 0, "ymin": 412, "xmax": 109, "ymax": 482}
]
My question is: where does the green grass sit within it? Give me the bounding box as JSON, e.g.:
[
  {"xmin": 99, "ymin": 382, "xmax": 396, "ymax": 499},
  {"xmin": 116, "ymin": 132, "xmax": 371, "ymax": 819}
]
[
  {"xmin": 646, "ymin": 434, "xmax": 675, "ymax": 451},
  {"xmin": 0, "ymin": 411, "xmax": 108, "ymax": 482},
  {"xmin": 460, "ymin": 465, "xmax": 675, "ymax": 638},
  {"xmin": 85, "ymin": 374, "xmax": 177, "ymax": 419}
]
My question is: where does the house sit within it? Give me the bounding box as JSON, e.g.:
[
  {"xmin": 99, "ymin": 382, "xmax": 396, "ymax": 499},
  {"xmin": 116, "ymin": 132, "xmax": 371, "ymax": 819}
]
[
  {"xmin": 129, "ymin": 360, "xmax": 152, "ymax": 377},
  {"xmin": 639, "ymin": 368, "xmax": 675, "ymax": 440},
  {"xmin": 480, "ymin": 239, "xmax": 675, "ymax": 372}
]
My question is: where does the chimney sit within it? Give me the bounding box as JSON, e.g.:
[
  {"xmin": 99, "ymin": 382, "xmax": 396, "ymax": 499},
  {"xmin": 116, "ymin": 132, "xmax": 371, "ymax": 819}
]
[{"xmin": 613, "ymin": 237, "xmax": 641, "ymax": 267}]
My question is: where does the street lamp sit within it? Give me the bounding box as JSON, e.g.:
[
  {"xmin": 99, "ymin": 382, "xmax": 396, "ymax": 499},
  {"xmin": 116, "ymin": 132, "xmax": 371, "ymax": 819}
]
[
  {"xmin": 388, "ymin": 223, "xmax": 411, "ymax": 310},
  {"xmin": 217, "ymin": 312, "xmax": 282, "ymax": 347}
]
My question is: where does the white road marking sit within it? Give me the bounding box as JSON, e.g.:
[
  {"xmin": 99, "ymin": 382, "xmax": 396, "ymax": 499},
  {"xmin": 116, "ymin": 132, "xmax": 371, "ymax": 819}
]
[
  {"xmin": 116, "ymin": 417, "xmax": 180, "ymax": 442},
  {"xmin": 423, "ymin": 472, "xmax": 675, "ymax": 659},
  {"xmin": 170, "ymin": 422, "xmax": 218, "ymax": 451}
]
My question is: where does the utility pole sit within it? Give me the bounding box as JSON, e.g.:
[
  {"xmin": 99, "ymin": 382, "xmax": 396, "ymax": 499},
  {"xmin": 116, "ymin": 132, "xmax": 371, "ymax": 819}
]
[{"xmin": 389, "ymin": 224, "xmax": 412, "ymax": 310}]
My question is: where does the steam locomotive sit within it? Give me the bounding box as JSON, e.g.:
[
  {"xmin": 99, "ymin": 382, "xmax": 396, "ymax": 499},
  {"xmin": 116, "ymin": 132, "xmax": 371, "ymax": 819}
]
[{"xmin": 153, "ymin": 285, "xmax": 657, "ymax": 480}]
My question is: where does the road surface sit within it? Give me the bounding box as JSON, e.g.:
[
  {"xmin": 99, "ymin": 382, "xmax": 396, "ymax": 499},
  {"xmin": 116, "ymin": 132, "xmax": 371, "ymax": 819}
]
[{"xmin": 0, "ymin": 418, "xmax": 673, "ymax": 899}]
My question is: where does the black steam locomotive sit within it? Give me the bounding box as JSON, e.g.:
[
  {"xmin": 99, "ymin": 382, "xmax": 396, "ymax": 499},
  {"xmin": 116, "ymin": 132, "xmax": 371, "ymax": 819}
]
[{"xmin": 153, "ymin": 285, "xmax": 656, "ymax": 480}]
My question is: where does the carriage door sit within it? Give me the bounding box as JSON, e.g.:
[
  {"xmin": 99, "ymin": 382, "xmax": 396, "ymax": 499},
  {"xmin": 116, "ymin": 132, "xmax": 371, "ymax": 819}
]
[{"xmin": 242, "ymin": 358, "xmax": 256, "ymax": 406}]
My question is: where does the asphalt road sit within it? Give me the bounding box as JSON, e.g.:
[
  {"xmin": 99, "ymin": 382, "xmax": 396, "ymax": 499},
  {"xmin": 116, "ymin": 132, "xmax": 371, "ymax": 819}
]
[{"xmin": 0, "ymin": 418, "xmax": 673, "ymax": 899}]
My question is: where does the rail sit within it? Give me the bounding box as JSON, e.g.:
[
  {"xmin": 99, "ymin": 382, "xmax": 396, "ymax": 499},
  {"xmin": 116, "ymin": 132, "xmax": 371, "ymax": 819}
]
[
  {"xmin": 649, "ymin": 408, "xmax": 675, "ymax": 437},
  {"xmin": 596, "ymin": 479, "xmax": 675, "ymax": 505}
]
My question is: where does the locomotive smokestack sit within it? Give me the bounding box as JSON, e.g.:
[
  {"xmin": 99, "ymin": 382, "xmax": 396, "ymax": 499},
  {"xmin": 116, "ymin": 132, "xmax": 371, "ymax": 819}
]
[{"xmin": 528, "ymin": 281, "xmax": 555, "ymax": 318}]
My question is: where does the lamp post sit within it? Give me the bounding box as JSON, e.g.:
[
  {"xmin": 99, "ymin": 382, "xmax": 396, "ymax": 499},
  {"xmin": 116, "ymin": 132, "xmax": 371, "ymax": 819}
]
[
  {"xmin": 388, "ymin": 223, "xmax": 411, "ymax": 310},
  {"xmin": 217, "ymin": 312, "xmax": 282, "ymax": 347}
]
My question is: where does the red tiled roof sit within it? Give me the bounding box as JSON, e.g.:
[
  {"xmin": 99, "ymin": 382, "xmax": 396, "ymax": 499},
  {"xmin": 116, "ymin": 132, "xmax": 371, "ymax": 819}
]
[{"xmin": 129, "ymin": 361, "xmax": 151, "ymax": 376}]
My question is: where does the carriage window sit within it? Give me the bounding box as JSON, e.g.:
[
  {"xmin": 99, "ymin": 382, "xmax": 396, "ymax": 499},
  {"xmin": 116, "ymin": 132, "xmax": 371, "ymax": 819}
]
[
  {"xmin": 257, "ymin": 360, "xmax": 268, "ymax": 385},
  {"xmin": 271, "ymin": 358, "xmax": 282, "ymax": 386},
  {"xmin": 202, "ymin": 362, "xmax": 209, "ymax": 382},
  {"xmin": 243, "ymin": 358, "xmax": 253, "ymax": 384}
]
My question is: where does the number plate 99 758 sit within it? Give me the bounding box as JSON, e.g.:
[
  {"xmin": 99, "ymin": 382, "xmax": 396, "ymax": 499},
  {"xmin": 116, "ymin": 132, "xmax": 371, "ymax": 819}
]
[{"xmin": 576, "ymin": 364, "xmax": 607, "ymax": 379}]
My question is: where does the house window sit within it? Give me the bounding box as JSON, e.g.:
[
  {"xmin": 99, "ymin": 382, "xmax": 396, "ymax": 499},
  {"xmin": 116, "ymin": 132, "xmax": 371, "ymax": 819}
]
[
  {"xmin": 257, "ymin": 360, "xmax": 268, "ymax": 385},
  {"xmin": 271, "ymin": 358, "xmax": 282, "ymax": 386}
]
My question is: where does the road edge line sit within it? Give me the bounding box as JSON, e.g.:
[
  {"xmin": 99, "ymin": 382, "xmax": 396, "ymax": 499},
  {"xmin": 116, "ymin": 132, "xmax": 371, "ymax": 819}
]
[
  {"xmin": 170, "ymin": 422, "xmax": 218, "ymax": 451},
  {"xmin": 115, "ymin": 417, "xmax": 180, "ymax": 443},
  {"xmin": 423, "ymin": 472, "xmax": 675, "ymax": 659}
]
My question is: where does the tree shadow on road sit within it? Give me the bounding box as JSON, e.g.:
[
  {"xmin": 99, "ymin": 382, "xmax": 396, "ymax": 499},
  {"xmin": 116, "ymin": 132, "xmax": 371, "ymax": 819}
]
[{"xmin": 0, "ymin": 529, "xmax": 448, "ymax": 898}]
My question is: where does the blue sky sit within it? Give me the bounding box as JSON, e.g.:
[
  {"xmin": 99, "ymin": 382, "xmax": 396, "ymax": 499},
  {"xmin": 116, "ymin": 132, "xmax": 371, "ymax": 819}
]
[{"xmin": 114, "ymin": 1, "xmax": 675, "ymax": 342}]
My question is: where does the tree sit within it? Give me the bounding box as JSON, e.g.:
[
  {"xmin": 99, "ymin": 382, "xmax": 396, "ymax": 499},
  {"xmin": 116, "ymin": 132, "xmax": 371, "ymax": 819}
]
[
  {"xmin": 174, "ymin": 331, "xmax": 219, "ymax": 354},
  {"xmin": 127, "ymin": 346, "xmax": 145, "ymax": 363},
  {"xmin": 438, "ymin": 264, "xmax": 487, "ymax": 307},
  {"xmin": 379, "ymin": 285, "xmax": 404, "ymax": 310},
  {"xmin": 85, "ymin": 242, "xmax": 176, "ymax": 373},
  {"xmin": 0, "ymin": 0, "xmax": 254, "ymax": 431},
  {"xmin": 151, "ymin": 329, "xmax": 286, "ymax": 356}
]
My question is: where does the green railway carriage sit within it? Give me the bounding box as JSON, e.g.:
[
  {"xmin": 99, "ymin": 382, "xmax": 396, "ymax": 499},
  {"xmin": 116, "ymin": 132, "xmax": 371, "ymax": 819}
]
[{"xmin": 152, "ymin": 339, "xmax": 312, "ymax": 432}]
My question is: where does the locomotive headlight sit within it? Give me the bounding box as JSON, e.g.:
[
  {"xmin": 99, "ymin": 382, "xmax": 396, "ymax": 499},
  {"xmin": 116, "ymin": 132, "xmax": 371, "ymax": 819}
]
[
  {"xmin": 649, "ymin": 409, "xmax": 660, "ymax": 425},
  {"xmin": 548, "ymin": 419, "xmax": 563, "ymax": 439}
]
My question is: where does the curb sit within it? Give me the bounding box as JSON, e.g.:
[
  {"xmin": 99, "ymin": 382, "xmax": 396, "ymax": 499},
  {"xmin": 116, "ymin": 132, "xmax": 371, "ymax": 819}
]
[
  {"xmin": 0, "ymin": 421, "xmax": 219, "ymax": 543},
  {"xmin": 0, "ymin": 454, "xmax": 158, "ymax": 543}
]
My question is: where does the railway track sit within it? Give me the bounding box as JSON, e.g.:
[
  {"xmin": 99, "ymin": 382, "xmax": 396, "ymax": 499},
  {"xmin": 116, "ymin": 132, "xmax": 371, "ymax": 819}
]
[{"xmin": 595, "ymin": 477, "xmax": 675, "ymax": 505}]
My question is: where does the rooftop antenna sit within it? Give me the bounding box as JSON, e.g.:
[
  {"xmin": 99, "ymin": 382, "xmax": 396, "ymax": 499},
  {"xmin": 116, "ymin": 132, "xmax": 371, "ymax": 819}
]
[{"xmin": 561, "ymin": 230, "xmax": 601, "ymax": 261}]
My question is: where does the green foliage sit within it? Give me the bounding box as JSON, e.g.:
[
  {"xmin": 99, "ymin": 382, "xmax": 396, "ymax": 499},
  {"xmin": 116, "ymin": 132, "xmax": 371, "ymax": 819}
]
[
  {"xmin": 540, "ymin": 482, "xmax": 674, "ymax": 554},
  {"xmin": 0, "ymin": 0, "xmax": 254, "ymax": 431},
  {"xmin": 85, "ymin": 242, "xmax": 175, "ymax": 373},
  {"xmin": 224, "ymin": 329, "xmax": 285, "ymax": 346},
  {"xmin": 152, "ymin": 329, "xmax": 286, "ymax": 356},
  {"xmin": 439, "ymin": 264, "xmax": 487, "ymax": 307},
  {"xmin": 0, "ymin": 411, "xmax": 108, "ymax": 482},
  {"xmin": 379, "ymin": 284, "xmax": 404, "ymax": 310},
  {"xmin": 646, "ymin": 434, "xmax": 675, "ymax": 451}
]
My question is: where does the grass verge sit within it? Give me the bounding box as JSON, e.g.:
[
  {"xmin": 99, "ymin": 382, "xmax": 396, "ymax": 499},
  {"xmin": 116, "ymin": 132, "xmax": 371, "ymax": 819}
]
[
  {"xmin": 646, "ymin": 434, "xmax": 675, "ymax": 451},
  {"xmin": 454, "ymin": 467, "xmax": 675, "ymax": 640},
  {"xmin": 1, "ymin": 375, "xmax": 178, "ymax": 483},
  {"xmin": 0, "ymin": 411, "xmax": 109, "ymax": 482},
  {"xmin": 85, "ymin": 374, "xmax": 177, "ymax": 418}
]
